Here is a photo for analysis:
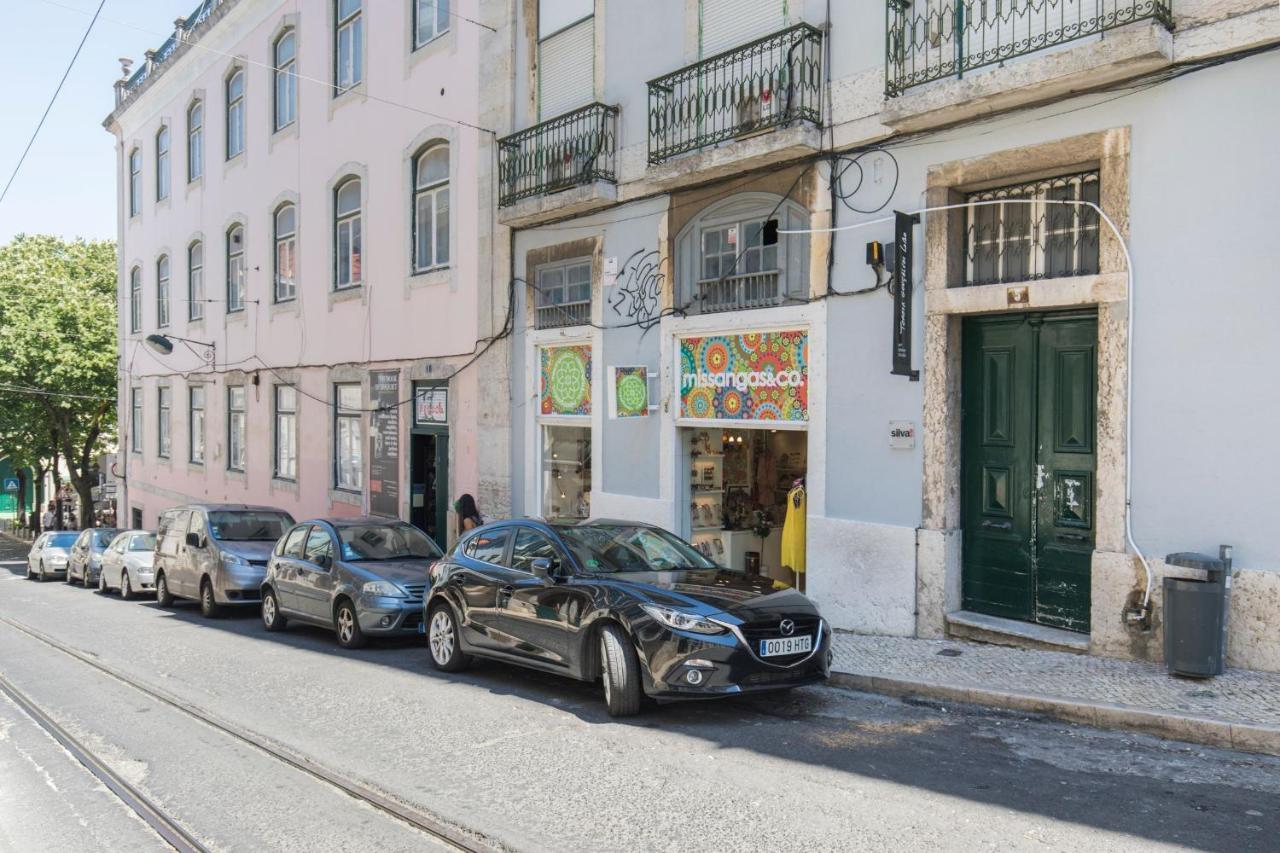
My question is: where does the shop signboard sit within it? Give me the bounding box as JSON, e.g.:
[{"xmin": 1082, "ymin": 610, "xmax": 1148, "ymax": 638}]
[
  {"xmin": 679, "ymin": 330, "xmax": 808, "ymax": 424},
  {"xmin": 414, "ymin": 384, "xmax": 448, "ymax": 426},
  {"xmin": 540, "ymin": 344, "xmax": 592, "ymax": 416},
  {"xmin": 610, "ymin": 366, "xmax": 649, "ymax": 418},
  {"xmin": 368, "ymin": 369, "xmax": 401, "ymax": 518},
  {"xmin": 3, "ymin": 478, "xmax": 18, "ymax": 492}
]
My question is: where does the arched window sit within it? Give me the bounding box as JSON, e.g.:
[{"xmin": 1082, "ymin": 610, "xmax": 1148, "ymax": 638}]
[
  {"xmin": 187, "ymin": 100, "xmax": 203, "ymax": 181},
  {"xmin": 128, "ymin": 148, "xmax": 142, "ymax": 217},
  {"xmin": 673, "ymin": 193, "xmax": 809, "ymax": 314},
  {"xmin": 412, "ymin": 144, "xmax": 449, "ymax": 271},
  {"xmin": 156, "ymin": 255, "xmax": 170, "ymax": 328},
  {"xmin": 334, "ymin": 178, "xmax": 362, "ymax": 288},
  {"xmin": 226, "ymin": 224, "xmax": 246, "ymax": 311},
  {"xmin": 274, "ymin": 203, "xmax": 297, "ymax": 301},
  {"xmin": 188, "ymin": 241, "xmax": 204, "ymax": 321},
  {"xmin": 226, "ymin": 69, "xmax": 245, "ymax": 159},
  {"xmin": 155, "ymin": 126, "xmax": 170, "ymax": 201},
  {"xmin": 274, "ymin": 30, "xmax": 297, "ymax": 131},
  {"xmin": 129, "ymin": 266, "xmax": 142, "ymax": 332},
  {"xmin": 335, "ymin": 0, "xmax": 363, "ymax": 92}
]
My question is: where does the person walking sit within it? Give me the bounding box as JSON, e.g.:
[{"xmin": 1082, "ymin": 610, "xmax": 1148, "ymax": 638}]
[
  {"xmin": 40, "ymin": 502, "xmax": 56, "ymax": 533},
  {"xmin": 454, "ymin": 494, "xmax": 484, "ymax": 533}
]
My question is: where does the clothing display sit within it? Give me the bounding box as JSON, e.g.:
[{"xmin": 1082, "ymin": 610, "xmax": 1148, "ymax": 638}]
[{"xmin": 780, "ymin": 483, "xmax": 806, "ymax": 575}]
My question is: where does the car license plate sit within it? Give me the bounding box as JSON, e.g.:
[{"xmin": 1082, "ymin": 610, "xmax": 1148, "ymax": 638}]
[{"xmin": 760, "ymin": 635, "xmax": 812, "ymax": 657}]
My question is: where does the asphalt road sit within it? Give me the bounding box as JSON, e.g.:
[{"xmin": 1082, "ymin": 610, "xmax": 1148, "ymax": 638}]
[{"xmin": 1, "ymin": 535, "xmax": 1278, "ymax": 852}]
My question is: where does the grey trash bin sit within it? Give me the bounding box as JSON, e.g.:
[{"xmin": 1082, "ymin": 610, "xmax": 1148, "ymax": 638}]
[{"xmin": 1163, "ymin": 546, "xmax": 1233, "ymax": 678}]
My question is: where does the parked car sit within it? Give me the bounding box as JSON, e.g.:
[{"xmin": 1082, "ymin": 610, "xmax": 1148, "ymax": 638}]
[
  {"xmin": 261, "ymin": 518, "xmax": 442, "ymax": 648},
  {"xmin": 26, "ymin": 531, "xmax": 79, "ymax": 581},
  {"xmin": 99, "ymin": 530, "xmax": 157, "ymax": 599},
  {"xmin": 424, "ymin": 519, "xmax": 831, "ymax": 717},
  {"xmin": 66, "ymin": 527, "xmax": 121, "ymax": 587},
  {"xmin": 153, "ymin": 504, "xmax": 295, "ymax": 617}
]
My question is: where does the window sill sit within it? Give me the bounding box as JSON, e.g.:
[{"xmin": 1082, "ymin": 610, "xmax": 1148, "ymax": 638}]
[
  {"xmin": 269, "ymin": 121, "xmax": 298, "ymax": 153},
  {"xmin": 271, "ymin": 477, "xmax": 300, "ymax": 496},
  {"xmin": 188, "ymin": 315, "xmax": 206, "ymax": 327},
  {"xmin": 186, "ymin": 176, "xmax": 203, "ymax": 196},
  {"xmin": 187, "ymin": 462, "xmax": 205, "ymax": 472},
  {"xmin": 329, "ymin": 83, "xmax": 367, "ymax": 119},
  {"xmin": 408, "ymin": 266, "xmax": 450, "ymax": 290},
  {"xmin": 225, "ymin": 152, "xmax": 246, "ymax": 170},
  {"xmin": 328, "ymin": 285, "xmax": 364, "ymax": 309},
  {"xmin": 226, "ymin": 468, "xmax": 247, "ymax": 483},
  {"xmin": 270, "ymin": 298, "xmax": 300, "ymax": 318},
  {"xmin": 329, "ymin": 488, "xmax": 362, "ymax": 507},
  {"xmin": 225, "ymin": 310, "xmax": 248, "ymax": 325}
]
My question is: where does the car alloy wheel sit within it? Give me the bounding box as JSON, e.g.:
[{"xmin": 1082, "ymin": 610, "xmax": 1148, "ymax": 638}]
[
  {"xmin": 121, "ymin": 572, "xmax": 133, "ymax": 601},
  {"xmin": 99, "ymin": 571, "xmax": 108, "ymax": 594},
  {"xmin": 335, "ymin": 601, "xmax": 365, "ymax": 649},
  {"xmin": 262, "ymin": 589, "xmax": 287, "ymax": 632},
  {"xmin": 426, "ymin": 605, "xmax": 470, "ymax": 672},
  {"xmin": 38, "ymin": 561, "xmax": 45, "ymax": 582}
]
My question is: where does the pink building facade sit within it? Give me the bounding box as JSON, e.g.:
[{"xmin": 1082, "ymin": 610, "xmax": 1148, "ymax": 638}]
[{"xmin": 105, "ymin": 0, "xmax": 509, "ymax": 544}]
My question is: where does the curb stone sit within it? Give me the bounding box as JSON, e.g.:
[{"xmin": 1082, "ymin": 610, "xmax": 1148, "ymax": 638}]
[{"xmin": 829, "ymin": 672, "xmax": 1280, "ymax": 757}]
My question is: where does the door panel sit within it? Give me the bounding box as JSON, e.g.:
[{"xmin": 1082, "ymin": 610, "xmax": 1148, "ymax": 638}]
[{"xmin": 962, "ymin": 312, "xmax": 1096, "ymax": 633}]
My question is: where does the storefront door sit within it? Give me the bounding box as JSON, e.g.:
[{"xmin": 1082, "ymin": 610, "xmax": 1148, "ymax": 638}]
[
  {"xmin": 410, "ymin": 431, "xmax": 448, "ymax": 547},
  {"xmin": 961, "ymin": 311, "xmax": 1096, "ymax": 633}
]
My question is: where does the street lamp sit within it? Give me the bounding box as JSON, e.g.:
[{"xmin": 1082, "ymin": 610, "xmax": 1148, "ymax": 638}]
[{"xmin": 145, "ymin": 333, "xmax": 216, "ymax": 365}]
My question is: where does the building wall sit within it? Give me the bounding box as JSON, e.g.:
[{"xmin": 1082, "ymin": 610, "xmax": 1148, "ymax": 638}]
[{"xmin": 108, "ymin": 0, "xmax": 502, "ymax": 542}]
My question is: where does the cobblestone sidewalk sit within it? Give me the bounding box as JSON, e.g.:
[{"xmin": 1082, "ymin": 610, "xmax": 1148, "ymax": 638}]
[{"xmin": 830, "ymin": 633, "xmax": 1280, "ymax": 753}]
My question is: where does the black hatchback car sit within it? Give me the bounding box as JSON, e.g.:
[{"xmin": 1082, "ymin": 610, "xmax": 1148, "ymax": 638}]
[{"xmin": 424, "ymin": 519, "xmax": 830, "ymax": 716}]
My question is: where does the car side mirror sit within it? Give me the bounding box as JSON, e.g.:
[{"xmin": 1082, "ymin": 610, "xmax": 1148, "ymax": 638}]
[
  {"xmin": 314, "ymin": 553, "xmax": 332, "ymax": 570},
  {"xmin": 185, "ymin": 532, "xmax": 201, "ymax": 548},
  {"xmin": 530, "ymin": 558, "xmax": 557, "ymax": 583}
]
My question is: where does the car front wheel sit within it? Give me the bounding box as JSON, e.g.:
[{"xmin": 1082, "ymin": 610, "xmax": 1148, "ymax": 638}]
[
  {"xmin": 261, "ymin": 588, "xmax": 287, "ymax": 632},
  {"xmin": 334, "ymin": 599, "xmax": 365, "ymax": 649},
  {"xmin": 199, "ymin": 579, "xmax": 221, "ymax": 618},
  {"xmin": 98, "ymin": 570, "xmax": 109, "ymax": 594},
  {"xmin": 155, "ymin": 573, "xmax": 173, "ymax": 607},
  {"xmin": 427, "ymin": 604, "xmax": 470, "ymax": 672},
  {"xmin": 599, "ymin": 624, "xmax": 644, "ymax": 717},
  {"xmin": 121, "ymin": 572, "xmax": 134, "ymax": 601}
]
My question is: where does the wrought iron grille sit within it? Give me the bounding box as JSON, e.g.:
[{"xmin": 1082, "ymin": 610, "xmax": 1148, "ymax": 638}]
[
  {"xmin": 885, "ymin": 0, "xmax": 1174, "ymax": 96},
  {"xmin": 647, "ymin": 23, "xmax": 824, "ymax": 165},
  {"xmin": 498, "ymin": 103, "xmax": 619, "ymax": 207},
  {"xmin": 536, "ymin": 301, "xmax": 592, "ymax": 329},
  {"xmin": 963, "ymin": 171, "xmax": 1100, "ymax": 287},
  {"xmin": 697, "ymin": 271, "xmax": 784, "ymax": 313}
]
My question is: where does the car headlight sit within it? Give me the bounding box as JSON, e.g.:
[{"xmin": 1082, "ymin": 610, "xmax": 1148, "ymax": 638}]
[
  {"xmin": 49, "ymin": 555, "xmax": 68, "ymax": 565},
  {"xmin": 221, "ymin": 553, "xmax": 249, "ymax": 569},
  {"xmin": 640, "ymin": 604, "xmax": 725, "ymax": 635},
  {"xmin": 362, "ymin": 581, "xmax": 406, "ymax": 598}
]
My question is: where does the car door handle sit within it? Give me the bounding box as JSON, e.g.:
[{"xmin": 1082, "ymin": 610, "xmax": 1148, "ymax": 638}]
[
  {"xmin": 497, "ymin": 585, "xmax": 514, "ymax": 606},
  {"xmin": 981, "ymin": 520, "xmax": 1012, "ymax": 531}
]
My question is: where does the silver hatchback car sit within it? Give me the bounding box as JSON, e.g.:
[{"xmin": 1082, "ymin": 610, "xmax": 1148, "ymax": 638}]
[{"xmin": 26, "ymin": 531, "xmax": 79, "ymax": 581}]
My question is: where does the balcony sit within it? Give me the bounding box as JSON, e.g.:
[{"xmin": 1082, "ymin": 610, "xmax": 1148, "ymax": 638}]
[
  {"xmin": 885, "ymin": 0, "xmax": 1174, "ymax": 97},
  {"xmin": 647, "ymin": 24, "xmax": 824, "ymax": 166},
  {"xmin": 498, "ymin": 103, "xmax": 619, "ymax": 217},
  {"xmin": 695, "ymin": 271, "xmax": 784, "ymax": 314},
  {"xmin": 535, "ymin": 300, "xmax": 592, "ymax": 330}
]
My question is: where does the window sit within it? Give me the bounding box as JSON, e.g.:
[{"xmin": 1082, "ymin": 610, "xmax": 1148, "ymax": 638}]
[
  {"xmin": 701, "ymin": 220, "xmax": 776, "ymax": 281},
  {"xmin": 128, "ymin": 266, "xmax": 142, "ymax": 333},
  {"xmin": 537, "ymin": 3, "xmax": 593, "ymax": 120},
  {"xmin": 304, "ymin": 527, "xmax": 334, "ymax": 563},
  {"xmin": 541, "ymin": 424, "xmax": 591, "ymax": 520},
  {"xmin": 510, "ymin": 528, "xmax": 559, "ymax": 572},
  {"xmin": 964, "ymin": 171, "xmax": 1100, "ymax": 287},
  {"xmin": 188, "ymin": 385, "xmax": 205, "ymax": 464},
  {"xmin": 274, "ymin": 30, "xmax": 298, "ymax": 131},
  {"xmin": 155, "ymin": 126, "xmax": 170, "ymax": 201},
  {"xmin": 280, "ymin": 525, "xmax": 309, "ymax": 557},
  {"xmin": 335, "ymin": 0, "xmax": 363, "ymax": 93},
  {"xmin": 274, "ymin": 385, "xmax": 297, "ymax": 480},
  {"xmin": 157, "ymin": 386, "xmax": 172, "ymax": 458},
  {"xmin": 187, "ymin": 100, "xmax": 203, "ymax": 181},
  {"xmin": 128, "ymin": 148, "xmax": 142, "ymax": 216},
  {"xmin": 414, "ymin": 0, "xmax": 449, "ymax": 48},
  {"xmin": 274, "ymin": 203, "xmax": 297, "ymax": 301},
  {"xmin": 535, "ymin": 258, "xmax": 591, "ymax": 329},
  {"xmin": 188, "ymin": 241, "xmax": 204, "ymax": 321},
  {"xmin": 412, "ymin": 144, "xmax": 449, "ymax": 272},
  {"xmin": 334, "ymin": 178, "xmax": 362, "ymax": 289},
  {"xmin": 156, "ymin": 255, "xmax": 170, "ymax": 328},
  {"xmin": 227, "ymin": 225, "xmax": 245, "ymax": 311},
  {"xmin": 130, "ymin": 388, "xmax": 143, "ymax": 454},
  {"xmin": 226, "ymin": 69, "xmax": 245, "ymax": 159},
  {"xmin": 334, "ymin": 383, "xmax": 362, "ymax": 490},
  {"xmin": 227, "ymin": 386, "xmax": 246, "ymax": 471},
  {"xmin": 464, "ymin": 529, "xmax": 511, "ymax": 564}
]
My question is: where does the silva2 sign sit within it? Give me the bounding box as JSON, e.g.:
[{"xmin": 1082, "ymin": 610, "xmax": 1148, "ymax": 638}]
[{"xmin": 679, "ymin": 330, "xmax": 808, "ymax": 423}]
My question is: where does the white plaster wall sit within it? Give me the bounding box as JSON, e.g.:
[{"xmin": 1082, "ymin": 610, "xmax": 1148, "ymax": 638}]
[{"xmin": 805, "ymin": 516, "xmax": 918, "ymax": 636}]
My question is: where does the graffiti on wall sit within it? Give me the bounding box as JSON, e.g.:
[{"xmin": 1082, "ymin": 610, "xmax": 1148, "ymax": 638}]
[{"xmin": 609, "ymin": 249, "xmax": 664, "ymax": 331}]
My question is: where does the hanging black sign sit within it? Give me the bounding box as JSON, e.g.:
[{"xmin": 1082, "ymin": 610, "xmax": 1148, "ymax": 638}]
[
  {"xmin": 368, "ymin": 370, "xmax": 401, "ymax": 518},
  {"xmin": 892, "ymin": 211, "xmax": 920, "ymax": 380}
]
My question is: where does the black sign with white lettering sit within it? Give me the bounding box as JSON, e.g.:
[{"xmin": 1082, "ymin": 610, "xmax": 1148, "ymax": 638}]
[
  {"xmin": 892, "ymin": 211, "xmax": 919, "ymax": 380},
  {"xmin": 369, "ymin": 370, "xmax": 400, "ymax": 518}
]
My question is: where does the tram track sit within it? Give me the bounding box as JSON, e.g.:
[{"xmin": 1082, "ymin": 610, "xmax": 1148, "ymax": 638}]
[{"xmin": 0, "ymin": 613, "xmax": 507, "ymax": 853}]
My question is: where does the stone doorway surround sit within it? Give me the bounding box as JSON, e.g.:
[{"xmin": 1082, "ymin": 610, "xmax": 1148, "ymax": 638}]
[{"xmin": 914, "ymin": 128, "xmax": 1136, "ymax": 658}]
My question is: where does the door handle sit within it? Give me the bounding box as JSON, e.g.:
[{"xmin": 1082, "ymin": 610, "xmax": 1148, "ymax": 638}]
[{"xmin": 981, "ymin": 520, "xmax": 1012, "ymax": 531}]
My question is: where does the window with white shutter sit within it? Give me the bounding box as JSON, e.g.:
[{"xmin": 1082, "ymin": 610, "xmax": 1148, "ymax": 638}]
[
  {"xmin": 699, "ymin": 0, "xmax": 786, "ymax": 57},
  {"xmin": 538, "ymin": 1, "xmax": 594, "ymax": 120}
]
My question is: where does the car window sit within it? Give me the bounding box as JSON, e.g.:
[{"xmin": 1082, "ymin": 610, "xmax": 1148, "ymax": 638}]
[
  {"xmin": 280, "ymin": 525, "xmax": 309, "ymax": 558},
  {"xmin": 509, "ymin": 528, "xmax": 559, "ymax": 572},
  {"xmin": 464, "ymin": 529, "xmax": 511, "ymax": 565},
  {"xmin": 557, "ymin": 525, "xmax": 718, "ymax": 573},
  {"xmin": 338, "ymin": 523, "xmax": 441, "ymax": 561},
  {"xmin": 187, "ymin": 511, "xmax": 205, "ymax": 535},
  {"xmin": 303, "ymin": 528, "xmax": 334, "ymax": 564},
  {"xmin": 129, "ymin": 533, "xmax": 156, "ymax": 551},
  {"xmin": 92, "ymin": 529, "xmax": 117, "ymax": 547},
  {"xmin": 208, "ymin": 510, "xmax": 293, "ymax": 542}
]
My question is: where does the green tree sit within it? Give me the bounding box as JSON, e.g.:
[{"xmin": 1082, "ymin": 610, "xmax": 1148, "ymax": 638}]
[{"xmin": 0, "ymin": 235, "xmax": 118, "ymax": 524}]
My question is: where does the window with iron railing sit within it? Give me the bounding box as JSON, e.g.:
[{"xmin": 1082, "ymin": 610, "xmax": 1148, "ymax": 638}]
[
  {"xmin": 647, "ymin": 23, "xmax": 823, "ymax": 164},
  {"xmin": 963, "ymin": 171, "xmax": 1100, "ymax": 287},
  {"xmin": 535, "ymin": 258, "xmax": 592, "ymax": 330},
  {"xmin": 498, "ymin": 104, "xmax": 618, "ymax": 207},
  {"xmin": 886, "ymin": 0, "xmax": 1175, "ymax": 97}
]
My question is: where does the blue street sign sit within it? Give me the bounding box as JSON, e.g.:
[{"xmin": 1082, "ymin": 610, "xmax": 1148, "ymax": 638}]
[{"xmin": 2, "ymin": 478, "xmax": 18, "ymax": 492}]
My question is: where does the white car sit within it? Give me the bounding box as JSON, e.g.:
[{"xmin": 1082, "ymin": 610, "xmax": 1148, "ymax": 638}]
[
  {"xmin": 99, "ymin": 530, "xmax": 157, "ymax": 600},
  {"xmin": 26, "ymin": 531, "xmax": 79, "ymax": 581}
]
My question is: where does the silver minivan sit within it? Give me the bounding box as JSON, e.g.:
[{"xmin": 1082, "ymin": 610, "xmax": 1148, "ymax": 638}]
[{"xmin": 153, "ymin": 504, "xmax": 294, "ymax": 617}]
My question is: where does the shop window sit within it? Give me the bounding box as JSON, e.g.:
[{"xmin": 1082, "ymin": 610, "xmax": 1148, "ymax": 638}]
[
  {"xmin": 334, "ymin": 383, "xmax": 363, "ymax": 490},
  {"xmin": 227, "ymin": 386, "xmax": 246, "ymax": 471},
  {"xmin": 541, "ymin": 424, "xmax": 590, "ymax": 520}
]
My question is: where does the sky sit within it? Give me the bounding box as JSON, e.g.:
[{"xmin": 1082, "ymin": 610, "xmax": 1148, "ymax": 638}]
[{"xmin": 0, "ymin": 0, "xmax": 195, "ymax": 244}]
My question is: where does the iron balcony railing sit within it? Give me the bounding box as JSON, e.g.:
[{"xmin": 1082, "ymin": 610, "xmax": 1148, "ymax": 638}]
[
  {"xmin": 885, "ymin": 0, "xmax": 1174, "ymax": 96},
  {"xmin": 118, "ymin": 0, "xmax": 227, "ymax": 105},
  {"xmin": 647, "ymin": 23, "xmax": 824, "ymax": 165},
  {"xmin": 498, "ymin": 103, "xmax": 619, "ymax": 207},
  {"xmin": 536, "ymin": 300, "xmax": 592, "ymax": 330},
  {"xmin": 696, "ymin": 271, "xmax": 783, "ymax": 314}
]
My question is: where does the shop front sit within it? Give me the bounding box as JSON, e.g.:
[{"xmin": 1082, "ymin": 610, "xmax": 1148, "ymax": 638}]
[
  {"xmin": 676, "ymin": 329, "xmax": 809, "ymax": 589},
  {"xmin": 538, "ymin": 342, "xmax": 593, "ymax": 520}
]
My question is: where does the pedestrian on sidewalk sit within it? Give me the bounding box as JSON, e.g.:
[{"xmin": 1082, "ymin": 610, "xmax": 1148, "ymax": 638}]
[
  {"xmin": 454, "ymin": 493, "xmax": 484, "ymax": 533},
  {"xmin": 40, "ymin": 502, "xmax": 56, "ymax": 533}
]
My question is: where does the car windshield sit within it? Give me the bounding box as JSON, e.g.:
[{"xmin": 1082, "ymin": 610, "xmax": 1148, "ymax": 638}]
[
  {"xmin": 48, "ymin": 533, "xmax": 78, "ymax": 547},
  {"xmin": 129, "ymin": 533, "xmax": 156, "ymax": 551},
  {"xmin": 208, "ymin": 511, "xmax": 294, "ymax": 541},
  {"xmin": 338, "ymin": 524, "xmax": 441, "ymax": 561},
  {"xmin": 92, "ymin": 529, "xmax": 119, "ymax": 546},
  {"xmin": 557, "ymin": 525, "xmax": 719, "ymax": 573}
]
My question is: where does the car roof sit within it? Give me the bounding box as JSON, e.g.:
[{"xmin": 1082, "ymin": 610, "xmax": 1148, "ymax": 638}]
[
  {"xmin": 295, "ymin": 516, "xmax": 414, "ymax": 528},
  {"xmin": 172, "ymin": 503, "xmax": 290, "ymax": 513}
]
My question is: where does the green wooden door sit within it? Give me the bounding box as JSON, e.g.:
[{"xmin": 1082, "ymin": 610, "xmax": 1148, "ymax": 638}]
[{"xmin": 961, "ymin": 311, "xmax": 1096, "ymax": 633}]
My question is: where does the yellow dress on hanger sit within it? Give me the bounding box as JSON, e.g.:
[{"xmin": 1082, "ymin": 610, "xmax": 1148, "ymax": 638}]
[{"xmin": 780, "ymin": 484, "xmax": 806, "ymax": 575}]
